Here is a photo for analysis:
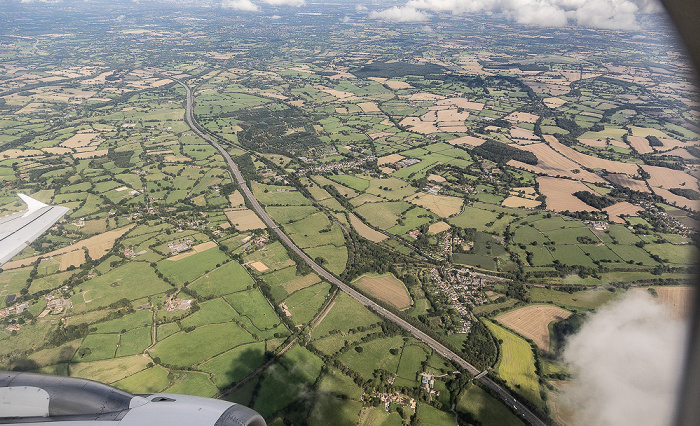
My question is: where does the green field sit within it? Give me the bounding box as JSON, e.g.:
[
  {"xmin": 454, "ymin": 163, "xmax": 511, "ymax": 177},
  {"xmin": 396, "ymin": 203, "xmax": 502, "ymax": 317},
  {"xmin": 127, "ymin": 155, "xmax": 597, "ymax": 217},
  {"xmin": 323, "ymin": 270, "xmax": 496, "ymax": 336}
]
[
  {"xmin": 188, "ymin": 261, "xmax": 255, "ymax": 297},
  {"xmin": 484, "ymin": 320, "xmax": 543, "ymax": 409},
  {"xmin": 312, "ymin": 293, "xmax": 380, "ymax": 338},
  {"xmin": 157, "ymin": 247, "xmax": 230, "ymax": 285},
  {"xmin": 199, "ymin": 341, "xmax": 266, "ymax": 387},
  {"xmin": 456, "ymin": 383, "xmax": 525, "ymax": 426}
]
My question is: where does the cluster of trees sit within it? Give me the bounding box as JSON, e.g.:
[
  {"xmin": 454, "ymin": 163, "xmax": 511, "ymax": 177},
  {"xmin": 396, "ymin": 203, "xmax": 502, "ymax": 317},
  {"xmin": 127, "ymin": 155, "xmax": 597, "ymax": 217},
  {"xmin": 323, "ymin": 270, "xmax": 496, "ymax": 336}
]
[
  {"xmin": 572, "ymin": 190, "xmax": 616, "ymax": 209},
  {"xmin": 472, "ymin": 140, "xmax": 538, "ymax": 165}
]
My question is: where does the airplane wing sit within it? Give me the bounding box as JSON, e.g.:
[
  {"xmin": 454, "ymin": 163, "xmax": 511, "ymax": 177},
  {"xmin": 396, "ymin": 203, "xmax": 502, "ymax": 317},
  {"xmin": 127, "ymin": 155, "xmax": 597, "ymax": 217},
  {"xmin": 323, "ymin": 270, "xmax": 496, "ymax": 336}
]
[
  {"xmin": 0, "ymin": 372, "xmax": 266, "ymax": 425},
  {"xmin": 0, "ymin": 194, "xmax": 69, "ymax": 267}
]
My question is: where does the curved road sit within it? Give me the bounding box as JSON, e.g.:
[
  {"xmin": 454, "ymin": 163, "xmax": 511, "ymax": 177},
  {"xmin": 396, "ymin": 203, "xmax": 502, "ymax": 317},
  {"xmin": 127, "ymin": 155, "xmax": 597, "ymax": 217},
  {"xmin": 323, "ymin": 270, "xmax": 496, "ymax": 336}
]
[{"xmin": 175, "ymin": 79, "xmax": 547, "ymax": 426}]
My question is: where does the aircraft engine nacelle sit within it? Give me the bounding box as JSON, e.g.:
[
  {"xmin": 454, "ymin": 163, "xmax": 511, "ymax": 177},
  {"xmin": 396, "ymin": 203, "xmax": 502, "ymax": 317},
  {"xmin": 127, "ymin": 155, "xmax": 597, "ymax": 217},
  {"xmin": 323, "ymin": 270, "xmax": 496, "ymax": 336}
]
[{"xmin": 0, "ymin": 372, "xmax": 266, "ymax": 426}]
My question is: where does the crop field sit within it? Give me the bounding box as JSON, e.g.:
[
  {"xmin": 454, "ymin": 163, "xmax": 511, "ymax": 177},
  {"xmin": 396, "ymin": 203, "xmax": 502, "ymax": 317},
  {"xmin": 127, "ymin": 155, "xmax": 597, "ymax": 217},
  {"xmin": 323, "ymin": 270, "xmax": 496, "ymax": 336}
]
[
  {"xmin": 164, "ymin": 371, "xmax": 218, "ymax": 398},
  {"xmin": 225, "ymin": 208, "xmax": 265, "ymax": 231},
  {"xmin": 266, "ymin": 205, "xmax": 318, "ymax": 224},
  {"xmin": 188, "ymin": 261, "xmax": 255, "ymax": 297},
  {"xmin": 484, "ymin": 320, "xmax": 543, "ymax": 409},
  {"xmin": 283, "ymin": 282, "xmax": 331, "ymax": 325},
  {"xmin": 251, "ymin": 182, "xmax": 312, "ymax": 206},
  {"xmin": 149, "ymin": 322, "xmax": 254, "ymax": 368},
  {"xmin": 508, "ymin": 143, "xmax": 605, "ymax": 183},
  {"xmin": 69, "ymin": 355, "xmax": 152, "ymax": 384},
  {"xmin": 353, "ymin": 273, "xmax": 412, "ymax": 310},
  {"xmin": 655, "ymin": 286, "xmax": 694, "ymax": 318},
  {"xmin": 304, "ymin": 244, "xmax": 347, "ymax": 275},
  {"xmin": 355, "ymin": 201, "xmax": 410, "ymax": 230},
  {"xmin": 226, "ymin": 289, "xmax": 281, "ymax": 331},
  {"xmin": 547, "ymin": 137, "xmax": 639, "ymax": 174},
  {"xmin": 158, "ymin": 247, "xmax": 230, "ymax": 285},
  {"xmin": 405, "ymin": 192, "xmax": 463, "ymax": 217},
  {"xmin": 199, "ymin": 341, "xmax": 266, "ymax": 387},
  {"xmin": 243, "ymin": 241, "xmax": 295, "ymax": 272},
  {"xmin": 74, "ymin": 262, "xmax": 172, "ymax": 310},
  {"xmin": 338, "ymin": 335, "xmax": 405, "ymax": 380},
  {"xmin": 181, "ymin": 298, "xmax": 237, "ymax": 328},
  {"xmin": 537, "ymin": 176, "xmax": 598, "ymax": 212},
  {"xmin": 456, "ymin": 383, "xmax": 525, "ymax": 426},
  {"xmin": 348, "ymin": 213, "xmax": 387, "ymax": 242},
  {"xmin": 312, "ymin": 293, "xmax": 380, "ymax": 337},
  {"xmin": 318, "ymin": 368, "xmax": 363, "ymax": 400},
  {"xmin": 365, "ymin": 177, "xmax": 417, "ymax": 200},
  {"xmin": 328, "ymin": 174, "xmax": 370, "ymax": 191},
  {"xmin": 113, "ymin": 365, "xmax": 171, "ymax": 394},
  {"xmin": 495, "ymin": 305, "xmax": 572, "ymax": 351}
]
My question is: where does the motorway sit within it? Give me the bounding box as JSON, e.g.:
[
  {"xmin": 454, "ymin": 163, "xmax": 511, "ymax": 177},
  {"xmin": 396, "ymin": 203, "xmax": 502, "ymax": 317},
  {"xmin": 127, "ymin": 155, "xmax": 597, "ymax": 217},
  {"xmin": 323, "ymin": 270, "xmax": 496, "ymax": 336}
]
[{"xmin": 175, "ymin": 79, "xmax": 547, "ymax": 426}]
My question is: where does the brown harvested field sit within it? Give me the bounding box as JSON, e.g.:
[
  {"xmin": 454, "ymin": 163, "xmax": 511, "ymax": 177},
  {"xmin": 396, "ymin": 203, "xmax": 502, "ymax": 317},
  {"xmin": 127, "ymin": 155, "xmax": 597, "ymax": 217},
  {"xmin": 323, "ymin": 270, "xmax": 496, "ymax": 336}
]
[
  {"xmin": 505, "ymin": 111, "xmax": 539, "ymax": 123},
  {"xmin": 659, "ymin": 138, "xmax": 691, "ymax": 150},
  {"xmin": 405, "ymin": 192, "xmax": 463, "ymax": 217},
  {"xmin": 652, "ymin": 187, "xmax": 700, "ymax": 210},
  {"xmin": 654, "ymin": 147, "xmax": 696, "ymax": 160},
  {"xmin": 312, "ymin": 85, "xmax": 354, "ymax": 99},
  {"xmin": 436, "ymin": 109, "xmax": 469, "ymax": 122},
  {"xmin": 2, "ymin": 226, "xmax": 133, "ymax": 270},
  {"xmin": 349, "ymin": 213, "xmax": 387, "ymax": 243},
  {"xmin": 510, "ymin": 127, "xmax": 539, "ymax": 140},
  {"xmin": 405, "ymin": 92, "xmax": 444, "ymax": 101},
  {"xmin": 436, "ymin": 97, "xmax": 484, "ymax": 110},
  {"xmin": 502, "ymin": 196, "xmax": 541, "ymax": 208},
  {"xmin": 249, "ymin": 261, "xmax": 269, "ymax": 272},
  {"xmin": 398, "ymin": 117, "xmax": 440, "ymax": 134},
  {"xmin": 61, "ymin": 132, "xmax": 100, "ymax": 148},
  {"xmin": 353, "ymin": 273, "xmax": 412, "ymax": 310},
  {"xmin": 508, "ymin": 143, "xmax": 605, "ymax": 183},
  {"xmin": 228, "ymin": 191, "xmax": 245, "ymax": 209},
  {"xmin": 604, "ymin": 174, "xmax": 650, "ymax": 193},
  {"xmin": 369, "ymin": 132, "xmax": 394, "ymax": 140},
  {"xmin": 60, "ymin": 250, "xmax": 85, "ymax": 270},
  {"xmin": 604, "ymin": 202, "xmax": 644, "ymax": 223},
  {"xmin": 546, "ymin": 136, "xmax": 640, "ymax": 175},
  {"xmin": 543, "ymin": 97, "xmax": 567, "ymax": 108},
  {"xmin": 428, "ymin": 221, "xmax": 450, "ymax": 234},
  {"xmin": 511, "ymin": 186, "xmax": 538, "ymax": 199},
  {"xmin": 641, "ymin": 165, "xmax": 697, "ymax": 188},
  {"xmin": 495, "ymin": 304, "xmax": 572, "ymax": 351},
  {"xmin": 164, "ymin": 155, "xmax": 191, "ymax": 163},
  {"xmin": 225, "ymin": 208, "xmax": 266, "ymax": 231},
  {"xmin": 377, "ymin": 153, "xmax": 405, "ymax": 165},
  {"xmin": 0, "ymin": 149, "xmax": 43, "ymax": 159},
  {"xmin": 656, "ymin": 286, "xmax": 694, "ymax": 319},
  {"xmin": 627, "ymin": 136, "xmax": 653, "ymax": 154},
  {"xmin": 578, "ymin": 138, "xmax": 608, "ymax": 148},
  {"xmin": 73, "ymin": 149, "xmax": 108, "ymax": 159},
  {"xmin": 357, "ymin": 102, "xmax": 381, "ymax": 113},
  {"xmin": 168, "ymin": 241, "xmax": 218, "ymax": 261},
  {"xmin": 537, "ymin": 176, "xmax": 598, "ymax": 212},
  {"xmin": 447, "ymin": 135, "xmax": 485, "ymax": 146},
  {"xmin": 335, "ymin": 107, "xmax": 348, "ymax": 114},
  {"xmin": 42, "ymin": 147, "xmax": 73, "ymax": 155},
  {"xmin": 384, "ymin": 80, "xmax": 413, "ymax": 90},
  {"xmin": 427, "ymin": 174, "xmax": 446, "ymax": 182}
]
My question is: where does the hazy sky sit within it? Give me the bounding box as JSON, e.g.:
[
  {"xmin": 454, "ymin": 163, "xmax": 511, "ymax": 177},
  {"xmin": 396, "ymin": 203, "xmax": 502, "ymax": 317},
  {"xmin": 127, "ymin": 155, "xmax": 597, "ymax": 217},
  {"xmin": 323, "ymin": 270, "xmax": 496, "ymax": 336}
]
[{"xmin": 13, "ymin": 0, "xmax": 667, "ymax": 31}]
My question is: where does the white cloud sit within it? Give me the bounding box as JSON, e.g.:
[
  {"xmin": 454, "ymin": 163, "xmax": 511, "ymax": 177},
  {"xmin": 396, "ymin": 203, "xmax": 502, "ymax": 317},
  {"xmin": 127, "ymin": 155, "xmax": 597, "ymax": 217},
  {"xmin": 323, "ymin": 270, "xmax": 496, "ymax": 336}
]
[
  {"xmin": 355, "ymin": 4, "xmax": 368, "ymax": 12},
  {"xmin": 369, "ymin": 6, "xmax": 430, "ymax": 22},
  {"xmin": 562, "ymin": 291, "xmax": 688, "ymax": 426},
  {"xmin": 262, "ymin": 0, "xmax": 305, "ymax": 6},
  {"xmin": 402, "ymin": 0, "xmax": 662, "ymax": 29},
  {"xmin": 222, "ymin": 0, "xmax": 259, "ymax": 11}
]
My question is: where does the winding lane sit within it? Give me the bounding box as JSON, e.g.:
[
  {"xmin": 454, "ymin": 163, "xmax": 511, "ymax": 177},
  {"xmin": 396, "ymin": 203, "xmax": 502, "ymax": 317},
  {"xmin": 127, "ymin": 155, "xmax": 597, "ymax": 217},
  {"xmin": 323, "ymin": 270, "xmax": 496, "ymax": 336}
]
[{"xmin": 174, "ymin": 79, "xmax": 547, "ymax": 426}]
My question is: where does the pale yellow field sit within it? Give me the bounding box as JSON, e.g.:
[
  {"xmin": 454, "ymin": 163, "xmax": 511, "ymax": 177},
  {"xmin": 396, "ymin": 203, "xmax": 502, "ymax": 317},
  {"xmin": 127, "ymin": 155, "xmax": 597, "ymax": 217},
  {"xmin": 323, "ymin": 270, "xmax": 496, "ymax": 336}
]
[
  {"xmin": 228, "ymin": 191, "xmax": 245, "ymax": 209},
  {"xmin": 652, "ymin": 187, "xmax": 700, "ymax": 210},
  {"xmin": 496, "ymin": 304, "xmax": 572, "ymax": 351},
  {"xmin": 546, "ymin": 136, "xmax": 639, "ymax": 175},
  {"xmin": 538, "ymin": 176, "xmax": 598, "ymax": 212},
  {"xmin": 511, "ymin": 187, "xmax": 538, "ymax": 199},
  {"xmin": 225, "ymin": 208, "xmax": 266, "ymax": 231},
  {"xmin": 627, "ymin": 136, "xmax": 653, "ymax": 154},
  {"xmin": 353, "ymin": 273, "xmax": 411, "ymax": 310},
  {"xmin": 502, "ymin": 196, "xmax": 541, "ymax": 208},
  {"xmin": 604, "ymin": 174, "xmax": 650, "ymax": 193},
  {"xmin": 505, "ymin": 111, "xmax": 539, "ymax": 123},
  {"xmin": 281, "ymin": 273, "xmax": 320, "ymax": 294},
  {"xmin": 0, "ymin": 149, "xmax": 43, "ymax": 158},
  {"xmin": 405, "ymin": 92, "xmax": 444, "ymax": 101},
  {"xmin": 405, "ymin": 192, "xmax": 463, "ymax": 217},
  {"xmin": 357, "ymin": 102, "xmax": 381, "ymax": 113},
  {"xmin": 59, "ymin": 250, "xmax": 86, "ymax": 270},
  {"xmin": 543, "ymin": 97, "xmax": 567, "ymax": 108},
  {"xmin": 578, "ymin": 138, "xmax": 608, "ymax": 148},
  {"xmin": 384, "ymin": 80, "xmax": 413, "ymax": 90},
  {"xmin": 508, "ymin": 143, "xmax": 605, "ymax": 183},
  {"xmin": 349, "ymin": 213, "xmax": 387, "ymax": 243},
  {"xmin": 73, "ymin": 150, "xmax": 108, "ymax": 159},
  {"xmin": 427, "ymin": 174, "xmax": 446, "ymax": 182},
  {"xmin": 604, "ymin": 202, "xmax": 643, "ymax": 223},
  {"xmin": 656, "ymin": 286, "xmax": 694, "ymax": 319},
  {"xmin": 377, "ymin": 153, "xmax": 405, "ymax": 165},
  {"xmin": 641, "ymin": 165, "xmax": 697, "ymax": 188},
  {"xmin": 61, "ymin": 132, "xmax": 100, "ymax": 148},
  {"xmin": 42, "ymin": 147, "xmax": 73, "ymax": 155},
  {"xmin": 3, "ymin": 226, "xmax": 133, "ymax": 270},
  {"xmin": 249, "ymin": 261, "xmax": 269, "ymax": 272},
  {"xmin": 369, "ymin": 132, "xmax": 394, "ymax": 140},
  {"xmin": 313, "ymin": 85, "xmax": 354, "ymax": 98},
  {"xmin": 510, "ymin": 127, "xmax": 539, "ymax": 140},
  {"xmin": 656, "ymin": 147, "xmax": 696, "ymax": 159},
  {"xmin": 164, "ymin": 155, "xmax": 190, "ymax": 163},
  {"xmin": 167, "ymin": 241, "xmax": 218, "ymax": 261},
  {"xmin": 447, "ymin": 135, "xmax": 485, "ymax": 146},
  {"xmin": 428, "ymin": 221, "xmax": 450, "ymax": 234},
  {"xmin": 437, "ymin": 97, "xmax": 484, "ymax": 110}
]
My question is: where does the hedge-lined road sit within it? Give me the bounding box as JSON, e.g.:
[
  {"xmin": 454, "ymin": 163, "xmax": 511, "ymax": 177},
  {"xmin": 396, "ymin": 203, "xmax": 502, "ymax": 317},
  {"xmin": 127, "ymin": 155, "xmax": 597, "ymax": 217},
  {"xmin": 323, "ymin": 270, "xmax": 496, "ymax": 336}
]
[{"xmin": 175, "ymin": 79, "xmax": 547, "ymax": 426}]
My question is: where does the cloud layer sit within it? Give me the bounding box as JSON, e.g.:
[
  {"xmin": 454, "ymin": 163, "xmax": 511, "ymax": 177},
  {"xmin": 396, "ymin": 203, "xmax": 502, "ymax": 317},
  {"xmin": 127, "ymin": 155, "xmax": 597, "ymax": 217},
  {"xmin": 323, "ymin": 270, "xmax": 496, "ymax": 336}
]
[
  {"xmin": 370, "ymin": 0, "xmax": 664, "ymax": 29},
  {"xmin": 562, "ymin": 291, "xmax": 689, "ymax": 426}
]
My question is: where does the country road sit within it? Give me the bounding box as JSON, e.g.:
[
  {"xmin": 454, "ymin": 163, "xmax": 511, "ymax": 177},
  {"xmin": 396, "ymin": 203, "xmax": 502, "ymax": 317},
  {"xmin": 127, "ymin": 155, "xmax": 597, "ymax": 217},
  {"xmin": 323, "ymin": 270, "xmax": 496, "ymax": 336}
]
[{"xmin": 175, "ymin": 79, "xmax": 547, "ymax": 426}]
